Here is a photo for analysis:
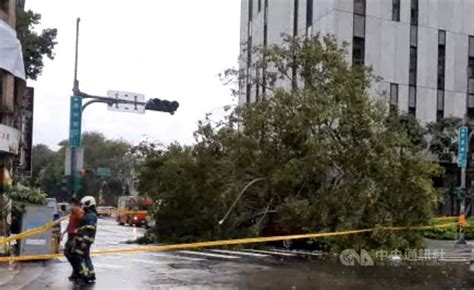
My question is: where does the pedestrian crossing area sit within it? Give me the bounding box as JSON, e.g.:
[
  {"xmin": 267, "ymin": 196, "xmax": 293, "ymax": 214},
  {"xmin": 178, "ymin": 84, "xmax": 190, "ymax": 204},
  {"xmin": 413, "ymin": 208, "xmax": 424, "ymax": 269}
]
[
  {"xmin": 171, "ymin": 248, "xmax": 322, "ymax": 261},
  {"xmin": 72, "ymin": 248, "xmax": 323, "ymax": 270},
  {"xmin": 413, "ymin": 248, "xmax": 472, "ymax": 263}
]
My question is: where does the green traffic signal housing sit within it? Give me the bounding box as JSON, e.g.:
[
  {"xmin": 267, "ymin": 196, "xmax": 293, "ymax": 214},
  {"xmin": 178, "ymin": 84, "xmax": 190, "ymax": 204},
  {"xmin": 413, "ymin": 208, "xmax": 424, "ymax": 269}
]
[
  {"xmin": 453, "ymin": 187, "xmax": 465, "ymax": 201},
  {"xmin": 145, "ymin": 98, "xmax": 179, "ymax": 115}
]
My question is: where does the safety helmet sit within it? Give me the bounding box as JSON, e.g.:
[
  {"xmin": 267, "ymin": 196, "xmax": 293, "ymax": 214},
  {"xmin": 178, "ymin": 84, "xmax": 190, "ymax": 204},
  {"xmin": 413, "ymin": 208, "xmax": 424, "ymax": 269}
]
[{"xmin": 80, "ymin": 196, "xmax": 96, "ymax": 208}]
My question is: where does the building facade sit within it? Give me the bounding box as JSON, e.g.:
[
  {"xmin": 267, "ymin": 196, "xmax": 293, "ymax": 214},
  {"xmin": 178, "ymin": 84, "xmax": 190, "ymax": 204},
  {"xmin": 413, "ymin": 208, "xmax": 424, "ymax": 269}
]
[
  {"xmin": 0, "ymin": 0, "xmax": 28, "ymax": 172},
  {"xmin": 239, "ymin": 0, "xmax": 474, "ymax": 124}
]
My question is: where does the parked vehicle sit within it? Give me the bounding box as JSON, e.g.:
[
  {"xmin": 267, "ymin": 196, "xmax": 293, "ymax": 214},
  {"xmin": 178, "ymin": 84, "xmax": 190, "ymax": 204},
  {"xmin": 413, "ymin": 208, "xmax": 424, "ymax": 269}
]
[
  {"xmin": 116, "ymin": 196, "xmax": 153, "ymax": 227},
  {"xmin": 58, "ymin": 202, "xmax": 70, "ymax": 217}
]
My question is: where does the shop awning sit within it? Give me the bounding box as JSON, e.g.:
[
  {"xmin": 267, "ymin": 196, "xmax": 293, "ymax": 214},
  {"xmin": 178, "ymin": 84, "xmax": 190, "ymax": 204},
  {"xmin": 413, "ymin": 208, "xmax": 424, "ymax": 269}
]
[{"xmin": 0, "ymin": 19, "xmax": 25, "ymax": 80}]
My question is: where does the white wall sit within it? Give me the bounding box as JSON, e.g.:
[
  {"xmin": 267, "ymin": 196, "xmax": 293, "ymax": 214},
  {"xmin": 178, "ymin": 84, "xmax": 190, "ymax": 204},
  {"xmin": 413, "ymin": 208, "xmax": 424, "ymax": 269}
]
[{"xmin": 239, "ymin": 0, "xmax": 474, "ymax": 122}]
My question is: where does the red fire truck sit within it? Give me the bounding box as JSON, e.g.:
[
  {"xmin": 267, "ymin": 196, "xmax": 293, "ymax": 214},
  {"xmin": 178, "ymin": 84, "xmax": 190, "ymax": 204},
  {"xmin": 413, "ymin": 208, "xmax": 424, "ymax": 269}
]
[{"xmin": 116, "ymin": 196, "xmax": 153, "ymax": 227}]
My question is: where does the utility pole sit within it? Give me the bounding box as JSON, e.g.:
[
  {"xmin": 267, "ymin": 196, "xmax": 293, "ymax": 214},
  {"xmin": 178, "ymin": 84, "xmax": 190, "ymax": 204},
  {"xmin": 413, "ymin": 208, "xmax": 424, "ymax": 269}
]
[
  {"xmin": 69, "ymin": 17, "xmax": 81, "ymax": 197},
  {"xmin": 65, "ymin": 18, "xmax": 179, "ymax": 198}
]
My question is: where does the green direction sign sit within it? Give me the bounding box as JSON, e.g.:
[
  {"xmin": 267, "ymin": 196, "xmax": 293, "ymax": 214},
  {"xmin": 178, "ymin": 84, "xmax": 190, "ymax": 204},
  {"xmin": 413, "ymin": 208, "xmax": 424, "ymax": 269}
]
[
  {"xmin": 97, "ymin": 167, "xmax": 111, "ymax": 177},
  {"xmin": 69, "ymin": 96, "xmax": 82, "ymax": 148},
  {"xmin": 458, "ymin": 126, "xmax": 468, "ymax": 168}
]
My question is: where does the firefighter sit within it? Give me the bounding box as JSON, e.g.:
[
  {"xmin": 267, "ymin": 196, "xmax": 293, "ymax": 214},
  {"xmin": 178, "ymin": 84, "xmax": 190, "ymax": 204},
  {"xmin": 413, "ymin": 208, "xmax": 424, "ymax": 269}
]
[
  {"xmin": 73, "ymin": 196, "xmax": 98, "ymax": 284},
  {"xmin": 63, "ymin": 197, "xmax": 84, "ymax": 281}
]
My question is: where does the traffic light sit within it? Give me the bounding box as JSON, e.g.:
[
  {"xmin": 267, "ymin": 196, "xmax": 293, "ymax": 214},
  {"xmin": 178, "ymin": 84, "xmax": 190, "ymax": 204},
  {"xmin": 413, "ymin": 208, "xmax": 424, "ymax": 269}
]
[
  {"xmin": 453, "ymin": 187, "xmax": 465, "ymax": 201},
  {"xmin": 61, "ymin": 175, "xmax": 70, "ymax": 192},
  {"xmin": 145, "ymin": 98, "xmax": 179, "ymax": 115}
]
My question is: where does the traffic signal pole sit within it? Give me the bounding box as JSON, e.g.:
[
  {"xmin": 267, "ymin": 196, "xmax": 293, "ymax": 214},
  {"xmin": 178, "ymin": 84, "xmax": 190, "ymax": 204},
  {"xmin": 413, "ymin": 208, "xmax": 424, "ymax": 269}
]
[
  {"xmin": 456, "ymin": 126, "xmax": 473, "ymax": 246},
  {"xmin": 69, "ymin": 17, "xmax": 81, "ymax": 197},
  {"xmin": 67, "ymin": 18, "xmax": 179, "ymax": 197}
]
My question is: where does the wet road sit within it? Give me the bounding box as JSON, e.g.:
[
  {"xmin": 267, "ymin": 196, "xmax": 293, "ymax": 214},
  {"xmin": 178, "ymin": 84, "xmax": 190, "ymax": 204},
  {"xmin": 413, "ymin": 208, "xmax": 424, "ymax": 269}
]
[{"xmin": 1, "ymin": 219, "xmax": 474, "ymax": 289}]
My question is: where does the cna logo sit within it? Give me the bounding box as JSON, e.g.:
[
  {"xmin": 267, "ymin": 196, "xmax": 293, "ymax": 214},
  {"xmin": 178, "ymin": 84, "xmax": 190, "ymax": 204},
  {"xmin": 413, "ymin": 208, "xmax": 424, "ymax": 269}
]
[{"xmin": 339, "ymin": 249, "xmax": 374, "ymax": 266}]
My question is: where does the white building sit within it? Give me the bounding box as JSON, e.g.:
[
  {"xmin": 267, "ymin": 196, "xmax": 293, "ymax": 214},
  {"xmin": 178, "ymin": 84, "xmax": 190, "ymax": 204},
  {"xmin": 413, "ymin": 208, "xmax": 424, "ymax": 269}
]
[{"xmin": 239, "ymin": 0, "xmax": 474, "ymax": 123}]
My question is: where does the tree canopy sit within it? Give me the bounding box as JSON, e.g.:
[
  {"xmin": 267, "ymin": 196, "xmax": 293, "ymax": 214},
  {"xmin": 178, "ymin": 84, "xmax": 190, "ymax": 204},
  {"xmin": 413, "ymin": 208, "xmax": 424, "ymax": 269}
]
[
  {"xmin": 136, "ymin": 35, "xmax": 442, "ymax": 251},
  {"xmin": 32, "ymin": 132, "xmax": 132, "ymax": 203},
  {"xmin": 16, "ymin": 9, "xmax": 57, "ymax": 80}
]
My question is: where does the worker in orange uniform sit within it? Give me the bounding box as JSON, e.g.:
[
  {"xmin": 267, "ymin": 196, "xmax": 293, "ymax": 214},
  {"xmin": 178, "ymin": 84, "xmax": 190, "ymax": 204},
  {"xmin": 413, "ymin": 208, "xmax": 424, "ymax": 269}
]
[{"xmin": 63, "ymin": 197, "xmax": 84, "ymax": 281}]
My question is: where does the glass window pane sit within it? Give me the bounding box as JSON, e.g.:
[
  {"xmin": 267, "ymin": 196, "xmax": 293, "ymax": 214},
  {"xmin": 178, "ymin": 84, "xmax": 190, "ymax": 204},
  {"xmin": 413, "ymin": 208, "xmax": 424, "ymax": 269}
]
[
  {"xmin": 469, "ymin": 78, "xmax": 474, "ymax": 94},
  {"xmin": 392, "ymin": 0, "xmax": 400, "ymax": 21},
  {"xmin": 354, "ymin": 0, "xmax": 365, "ymax": 15},
  {"xmin": 468, "ymin": 94, "xmax": 474, "ymax": 108},
  {"xmin": 438, "ymin": 30, "xmax": 446, "ymax": 45},
  {"xmin": 469, "ymin": 58, "xmax": 474, "ymax": 78},
  {"xmin": 409, "ymin": 47, "xmax": 417, "ymax": 85},
  {"xmin": 437, "ymin": 110, "xmax": 444, "ymax": 121},
  {"xmin": 409, "ymin": 86, "xmax": 416, "ymax": 108},
  {"xmin": 390, "ymin": 83, "xmax": 398, "ymax": 105},
  {"xmin": 354, "ymin": 15, "xmax": 365, "ymax": 38},
  {"xmin": 353, "ymin": 37, "xmax": 365, "ymax": 65},
  {"xmin": 306, "ymin": 0, "xmax": 313, "ymax": 28},
  {"xmin": 437, "ymin": 90, "xmax": 444, "ymax": 111},
  {"xmin": 469, "ymin": 36, "xmax": 474, "ymax": 57},
  {"xmin": 410, "ymin": 25, "xmax": 417, "ymax": 47},
  {"xmin": 411, "ymin": 0, "xmax": 418, "ymax": 25}
]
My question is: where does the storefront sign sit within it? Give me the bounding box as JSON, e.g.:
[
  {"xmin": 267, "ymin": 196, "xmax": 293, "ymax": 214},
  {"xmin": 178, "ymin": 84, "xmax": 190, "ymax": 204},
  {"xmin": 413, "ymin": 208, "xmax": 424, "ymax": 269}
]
[{"xmin": 0, "ymin": 124, "xmax": 20, "ymax": 155}]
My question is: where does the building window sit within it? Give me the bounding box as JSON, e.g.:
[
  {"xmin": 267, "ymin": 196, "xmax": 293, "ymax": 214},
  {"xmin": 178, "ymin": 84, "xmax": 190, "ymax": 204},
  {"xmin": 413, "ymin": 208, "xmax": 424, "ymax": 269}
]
[
  {"xmin": 258, "ymin": 0, "xmax": 261, "ymax": 13},
  {"xmin": 262, "ymin": 0, "xmax": 268, "ymax": 97},
  {"xmin": 354, "ymin": 0, "xmax": 366, "ymax": 15},
  {"xmin": 407, "ymin": 0, "xmax": 418, "ymax": 114},
  {"xmin": 411, "ymin": 0, "xmax": 418, "ymax": 25},
  {"xmin": 248, "ymin": 0, "xmax": 253, "ymax": 21},
  {"xmin": 353, "ymin": 15, "xmax": 365, "ymax": 38},
  {"xmin": 246, "ymin": 0, "xmax": 253, "ymax": 103},
  {"xmin": 390, "ymin": 83, "xmax": 398, "ymax": 114},
  {"xmin": 353, "ymin": 37, "xmax": 365, "ymax": 65},
  {"xmin": 439, "ymin": 30, "xmax": 446, "ymax": 45},
  {"xmin": 410, "ymin": 25, "xmax": 417, "ymax": 47},
  {"xmin": 469, "ymin": 58, "xmax": 474, "ymax": 78},
  {"xmin": 409, "ymin": 47, "xmax": 417, "ymax": 85},
  {"xmin": 437, "ymin": 90, "xmax": 444, "ymax": 121},
  {"xmin": 392, "ymin": 0, "xmax": 400, "ymax": 21},
  {"xmin": 438, "ymin": 30, "xmax": 446, "ymax": 90},
  {"xmin": 306, "ymin": 0, "xmax": 313, "ymax": 34},
  {"xmin": 409, "ymin": 86, "xmax": 417, "ymax": 116},
  {"xmin": 436, "ymin": 30, "xmax": 446, "ymax": 121},
  {"xmin": 293, "ymin": 0, "xmax": 299, "ymax": 37},
  {"xmin": 470, "ymin": 35, "xmax": 474, "ymax": 56},
  {"xmin": 468, "ymin": 94, "xmax": 474, "ymax": 118},
  {"xmin": 352, "ymin": 0, "xmax": 366, "ymax": 66}
]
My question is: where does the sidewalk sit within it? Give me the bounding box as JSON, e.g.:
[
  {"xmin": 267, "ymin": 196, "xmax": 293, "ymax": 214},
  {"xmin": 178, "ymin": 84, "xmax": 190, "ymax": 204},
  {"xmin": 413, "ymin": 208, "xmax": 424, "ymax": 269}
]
[
  {"xmin": 0, "ymin": 263, "xmax": 17, "ymax": 287},
  {"xmin": 425, "ymin": 238, "xmax": 473, "ymax": 263}
]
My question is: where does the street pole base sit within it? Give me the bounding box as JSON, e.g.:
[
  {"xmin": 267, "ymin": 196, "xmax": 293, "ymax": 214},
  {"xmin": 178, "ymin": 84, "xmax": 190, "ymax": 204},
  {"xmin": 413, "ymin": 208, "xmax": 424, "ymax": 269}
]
[{"xmin": 455, "ymin": 239, "xmax": 470, "ymax": 249}]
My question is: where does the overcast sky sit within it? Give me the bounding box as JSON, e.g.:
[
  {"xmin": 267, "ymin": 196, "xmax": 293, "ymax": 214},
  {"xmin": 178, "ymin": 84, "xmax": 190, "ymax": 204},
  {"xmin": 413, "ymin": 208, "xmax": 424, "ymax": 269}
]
[{"xmin": 25, "ymin": 0, "xmax": 240, "ymax": 150}]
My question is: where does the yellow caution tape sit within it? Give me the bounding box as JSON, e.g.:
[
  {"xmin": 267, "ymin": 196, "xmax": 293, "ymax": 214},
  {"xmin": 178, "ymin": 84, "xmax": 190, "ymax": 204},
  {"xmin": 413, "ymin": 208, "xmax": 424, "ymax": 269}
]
[
  {"xmin": 97, "ymin": 210, "xmax": 149, "ymax": 215},
  {"xmin": 0, "ymin": 222, "xmax": 457, "ymax": 263},
  {"xmin": 0, "ymin": 216, "xmax": 69, "ymax": 245},
  {"xmin": 433, "ymin": 216, "xmax": 459, "ymax": 221}
]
